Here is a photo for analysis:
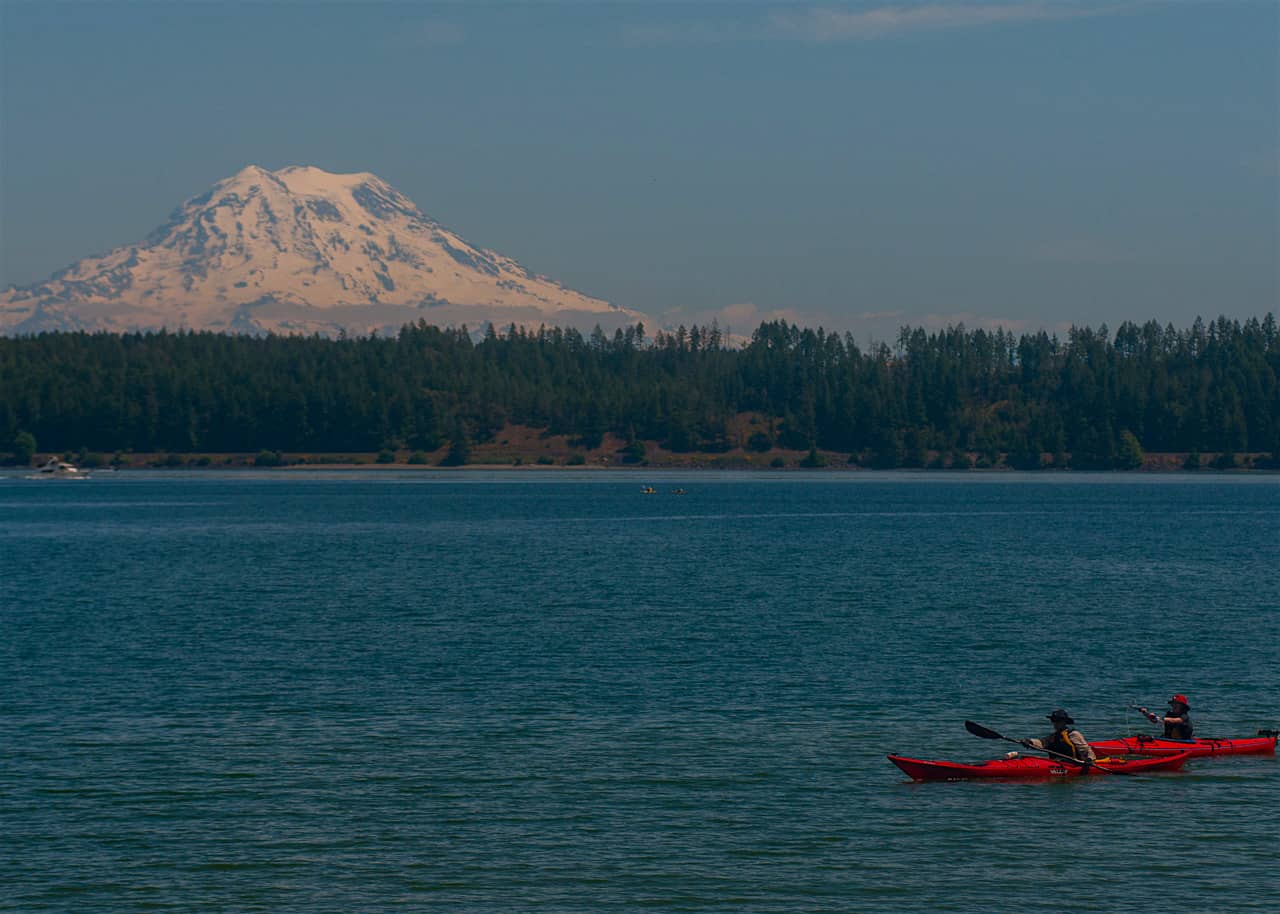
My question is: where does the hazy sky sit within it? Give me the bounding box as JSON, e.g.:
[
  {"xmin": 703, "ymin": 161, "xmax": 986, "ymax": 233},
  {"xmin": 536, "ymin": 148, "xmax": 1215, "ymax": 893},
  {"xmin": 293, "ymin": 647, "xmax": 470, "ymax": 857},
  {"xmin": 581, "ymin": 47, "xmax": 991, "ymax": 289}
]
[{"xmin": 1, "ymin": 0, "xmax": 1276, "ymax": 336}]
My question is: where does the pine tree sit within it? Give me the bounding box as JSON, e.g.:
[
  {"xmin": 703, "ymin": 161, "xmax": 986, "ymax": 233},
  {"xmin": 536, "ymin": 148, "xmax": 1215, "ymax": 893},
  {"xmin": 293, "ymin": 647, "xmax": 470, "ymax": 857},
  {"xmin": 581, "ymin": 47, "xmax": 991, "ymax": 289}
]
[
  {"xmin": 1116, "ymin": 430, "xmax": 1144, "ymax": 470},
  {"xmin": 10, "ymin": 430, "xmax": 36, "ymax": 466},
  {"xmin": 441, "ymin": 417, "xmax": 471, "ymax": 466}
]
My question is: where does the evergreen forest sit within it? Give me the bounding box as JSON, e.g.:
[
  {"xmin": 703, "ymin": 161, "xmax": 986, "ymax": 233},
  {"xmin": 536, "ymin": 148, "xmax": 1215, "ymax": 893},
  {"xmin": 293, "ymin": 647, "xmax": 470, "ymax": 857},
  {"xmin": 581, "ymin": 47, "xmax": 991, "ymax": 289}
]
[{"xmin": 2, "ymin": 314, "xmax": 1277, "ymax": 469}]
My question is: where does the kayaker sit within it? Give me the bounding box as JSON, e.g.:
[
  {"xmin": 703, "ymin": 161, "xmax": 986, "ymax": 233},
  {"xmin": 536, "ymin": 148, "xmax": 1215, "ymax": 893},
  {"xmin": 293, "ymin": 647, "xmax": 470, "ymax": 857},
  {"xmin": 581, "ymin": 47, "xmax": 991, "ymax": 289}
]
[
  {"xmin": 1138, "ymin": 694, "xmax": 1194, "ymax": 739},
  {"xmin": 1026, "ymin": 709, "xmax": 1097, "ymax": 764}
]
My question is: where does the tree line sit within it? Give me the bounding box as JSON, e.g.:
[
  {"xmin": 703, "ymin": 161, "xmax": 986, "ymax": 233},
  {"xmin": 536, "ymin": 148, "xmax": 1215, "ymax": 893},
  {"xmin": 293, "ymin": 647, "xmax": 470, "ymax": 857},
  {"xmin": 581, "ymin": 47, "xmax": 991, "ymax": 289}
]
[{"xmin": 1, "ymin": 314, "xmax": 1277, "ymax": 468}]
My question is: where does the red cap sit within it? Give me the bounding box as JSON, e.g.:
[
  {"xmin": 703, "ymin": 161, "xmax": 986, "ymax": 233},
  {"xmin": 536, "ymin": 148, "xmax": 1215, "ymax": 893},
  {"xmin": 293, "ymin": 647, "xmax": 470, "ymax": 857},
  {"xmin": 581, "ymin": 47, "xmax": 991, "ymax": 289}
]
[{"xmin": 1170, "ymin": 694, "xmax": 1190, "ymax": 708}]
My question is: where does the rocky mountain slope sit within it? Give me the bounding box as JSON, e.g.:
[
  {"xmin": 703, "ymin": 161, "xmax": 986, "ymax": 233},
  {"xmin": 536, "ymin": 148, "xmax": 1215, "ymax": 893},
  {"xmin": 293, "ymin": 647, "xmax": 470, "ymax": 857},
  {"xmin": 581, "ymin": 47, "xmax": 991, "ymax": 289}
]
[{"xmin": 0, "ymin": 165, "xmax": 640, "ymax": 336}]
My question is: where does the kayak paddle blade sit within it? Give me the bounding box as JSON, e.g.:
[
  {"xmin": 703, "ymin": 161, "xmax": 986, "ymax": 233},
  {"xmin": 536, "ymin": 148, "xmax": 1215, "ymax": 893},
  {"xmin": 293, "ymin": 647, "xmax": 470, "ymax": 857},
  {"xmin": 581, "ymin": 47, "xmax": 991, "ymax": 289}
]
[{"xmin": 965, "ymin": 720, "xmax": 1005, "ymax": 741}]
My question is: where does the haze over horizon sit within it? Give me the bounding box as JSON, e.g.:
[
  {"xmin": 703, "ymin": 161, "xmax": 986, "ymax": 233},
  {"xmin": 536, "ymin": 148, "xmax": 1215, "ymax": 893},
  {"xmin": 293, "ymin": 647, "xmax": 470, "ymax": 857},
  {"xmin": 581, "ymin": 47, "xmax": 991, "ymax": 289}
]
[{"xmin": 2, "ymin": 0, "xmax": 1275, "ymax": 339}]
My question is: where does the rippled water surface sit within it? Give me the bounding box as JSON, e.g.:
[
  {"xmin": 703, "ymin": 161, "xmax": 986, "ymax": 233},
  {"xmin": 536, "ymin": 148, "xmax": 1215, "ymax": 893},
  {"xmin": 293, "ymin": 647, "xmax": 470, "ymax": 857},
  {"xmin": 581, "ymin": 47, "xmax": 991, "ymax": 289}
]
[{"xmin": 3, "ymin": 471, "xmax": 1277, "ymax": 912}]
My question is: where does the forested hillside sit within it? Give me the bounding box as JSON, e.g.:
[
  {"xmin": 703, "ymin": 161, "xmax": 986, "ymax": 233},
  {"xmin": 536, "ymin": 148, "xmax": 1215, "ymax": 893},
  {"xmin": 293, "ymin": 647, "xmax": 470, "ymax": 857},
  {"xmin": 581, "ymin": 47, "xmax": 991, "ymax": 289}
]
[{"xmin": 2, "ymin": 315, "xmax": 1277, "ymax": 468}]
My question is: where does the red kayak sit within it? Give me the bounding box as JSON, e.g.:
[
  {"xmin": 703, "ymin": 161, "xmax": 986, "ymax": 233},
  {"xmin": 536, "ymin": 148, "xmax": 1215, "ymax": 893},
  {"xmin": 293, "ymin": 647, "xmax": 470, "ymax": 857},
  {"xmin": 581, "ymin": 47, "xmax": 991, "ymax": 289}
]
[
  {"xmin": 888, "ymin": 751, "xmax": 1192, "ymax": 781},
  {"xmin": 1090, "ymin": 733, "xmax": 1277, "ymax": 758}
]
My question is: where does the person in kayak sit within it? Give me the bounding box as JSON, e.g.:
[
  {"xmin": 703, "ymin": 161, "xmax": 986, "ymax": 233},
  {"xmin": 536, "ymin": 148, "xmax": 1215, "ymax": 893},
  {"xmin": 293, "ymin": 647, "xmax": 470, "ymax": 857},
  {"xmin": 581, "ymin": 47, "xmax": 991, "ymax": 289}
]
[
  {"xmin": 1026, "ymin": 709, "xmax": 1097, "ymax": 764},
  {"xmin": 1138, "ymin": 694, "xmax": 1194, "ymax": 739}
]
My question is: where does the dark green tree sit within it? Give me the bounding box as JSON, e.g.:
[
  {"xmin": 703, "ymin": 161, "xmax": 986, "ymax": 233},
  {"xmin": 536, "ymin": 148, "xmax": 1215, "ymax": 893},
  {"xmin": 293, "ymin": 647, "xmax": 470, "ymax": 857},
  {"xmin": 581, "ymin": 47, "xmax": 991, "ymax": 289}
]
[
  {"xmin": 441, "ymin": 418, "xmax": 471, "ymax": 466},
  {"xmin": 1116, "ymin": 430, "xmax": 1144, "ymax": 470},
  {"xmin": 747, "ymin": 430, "xmax": 773, "ymax": 452},
  {"xmin": 11, "ymin": 430, "xmax": 36, "ymax": 466},
  {"xmin": 800, "ymin": 447, "xmax": 826, "ymax": 468}
]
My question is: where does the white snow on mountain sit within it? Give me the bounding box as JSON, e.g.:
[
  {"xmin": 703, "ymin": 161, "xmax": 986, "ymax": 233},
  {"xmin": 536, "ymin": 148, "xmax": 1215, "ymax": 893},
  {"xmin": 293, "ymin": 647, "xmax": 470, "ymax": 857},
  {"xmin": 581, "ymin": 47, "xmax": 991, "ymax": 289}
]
[{"xmin": 0, "ymin": 165, "xmax": 644, "ymax": 336}]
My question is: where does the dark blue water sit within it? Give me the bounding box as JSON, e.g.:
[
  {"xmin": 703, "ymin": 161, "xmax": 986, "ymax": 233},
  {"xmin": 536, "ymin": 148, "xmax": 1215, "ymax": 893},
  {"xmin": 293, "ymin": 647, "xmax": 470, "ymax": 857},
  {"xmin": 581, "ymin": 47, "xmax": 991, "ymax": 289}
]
[{"xmin": 3, "ymin": 471, "xmax": 1277, "ymax": 912}]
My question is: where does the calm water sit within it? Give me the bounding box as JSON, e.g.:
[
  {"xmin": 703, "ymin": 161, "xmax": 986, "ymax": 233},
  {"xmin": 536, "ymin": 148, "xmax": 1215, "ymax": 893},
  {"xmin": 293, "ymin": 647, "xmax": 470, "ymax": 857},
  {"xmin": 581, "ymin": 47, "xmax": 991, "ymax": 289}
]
[{"xmin": 2, "ymin": 471, "xmax": 1277, "ymax": 912}]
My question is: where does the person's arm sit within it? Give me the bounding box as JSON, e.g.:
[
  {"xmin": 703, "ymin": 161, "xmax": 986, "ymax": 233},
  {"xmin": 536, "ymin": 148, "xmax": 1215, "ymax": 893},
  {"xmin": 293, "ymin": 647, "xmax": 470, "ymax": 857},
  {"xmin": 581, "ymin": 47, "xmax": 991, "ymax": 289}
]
[
  {"xmin": 1138, "ymin": 707, "xmax": 1161, "ymax": 724},
  {"xmin": 1070, "ymin": 730, "xmax": 1097, "ymax": 762},
  {"xmin": 1026, "ymin": 735, "xmax": 1045, "ymax": 750}
]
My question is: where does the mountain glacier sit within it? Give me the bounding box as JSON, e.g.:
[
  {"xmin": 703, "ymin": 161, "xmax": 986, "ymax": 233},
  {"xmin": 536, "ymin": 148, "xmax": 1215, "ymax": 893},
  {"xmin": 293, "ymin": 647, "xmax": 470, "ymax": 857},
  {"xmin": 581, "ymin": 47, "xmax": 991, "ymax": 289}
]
[{"xmin": 0, "ymin": 165, "xmax": 641, "ymax": 336}]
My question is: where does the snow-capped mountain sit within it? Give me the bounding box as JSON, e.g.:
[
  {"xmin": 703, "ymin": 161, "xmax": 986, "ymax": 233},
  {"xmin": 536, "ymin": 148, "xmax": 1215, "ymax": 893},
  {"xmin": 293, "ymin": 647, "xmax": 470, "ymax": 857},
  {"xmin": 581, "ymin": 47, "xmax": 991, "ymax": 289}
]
[{"xmin": 0, "ymin": 165, "xmax": 641, "ymax": 336}]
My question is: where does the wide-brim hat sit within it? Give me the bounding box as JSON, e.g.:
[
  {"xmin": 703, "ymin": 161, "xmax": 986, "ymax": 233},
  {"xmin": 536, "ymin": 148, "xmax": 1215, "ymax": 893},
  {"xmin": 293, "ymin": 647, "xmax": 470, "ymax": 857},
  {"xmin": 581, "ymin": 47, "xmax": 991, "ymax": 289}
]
[{"xmin": 1047, "ymin": 709, "xmax": 1074, "ymax": 724}]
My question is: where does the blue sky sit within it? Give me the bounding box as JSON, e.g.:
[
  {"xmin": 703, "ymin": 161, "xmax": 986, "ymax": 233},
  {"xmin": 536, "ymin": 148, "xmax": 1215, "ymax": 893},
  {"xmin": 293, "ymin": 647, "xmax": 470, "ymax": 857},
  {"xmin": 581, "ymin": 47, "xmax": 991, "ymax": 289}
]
[{"xmin": 1, "ymin": 0, "xmax": 1275, "ymax": 336}]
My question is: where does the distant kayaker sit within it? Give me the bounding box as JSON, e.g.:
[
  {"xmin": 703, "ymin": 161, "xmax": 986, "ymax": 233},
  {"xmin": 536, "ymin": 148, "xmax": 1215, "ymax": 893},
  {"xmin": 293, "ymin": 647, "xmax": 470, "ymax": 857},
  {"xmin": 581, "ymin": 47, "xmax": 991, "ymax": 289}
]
[
  {"xmin": 1026, "ymin": 709, "xmax": 1097, "ymax": 764},
  {"xmin": 1138, "ymin": 694, "xmax": 1194, "ymax": 739}
]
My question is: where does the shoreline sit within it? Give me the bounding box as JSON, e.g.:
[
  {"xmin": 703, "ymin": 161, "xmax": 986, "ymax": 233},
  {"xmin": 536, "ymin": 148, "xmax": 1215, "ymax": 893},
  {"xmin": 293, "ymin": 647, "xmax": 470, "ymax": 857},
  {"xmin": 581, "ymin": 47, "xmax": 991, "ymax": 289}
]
[
  {"xmin": 8, "ymin": 425, "xmax": 1277, "ymax": 474},
  {"xmin": 8, "ymin": 450, "xmax": 1276, "ymax": 474}
]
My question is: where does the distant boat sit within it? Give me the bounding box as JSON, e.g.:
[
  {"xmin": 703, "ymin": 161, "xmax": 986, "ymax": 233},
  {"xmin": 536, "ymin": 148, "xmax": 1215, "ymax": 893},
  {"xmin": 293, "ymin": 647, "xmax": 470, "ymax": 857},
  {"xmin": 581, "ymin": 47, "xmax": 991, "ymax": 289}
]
[{"xmin": 33, "ymin": 457, "xmax": 87, "ymax": 479}]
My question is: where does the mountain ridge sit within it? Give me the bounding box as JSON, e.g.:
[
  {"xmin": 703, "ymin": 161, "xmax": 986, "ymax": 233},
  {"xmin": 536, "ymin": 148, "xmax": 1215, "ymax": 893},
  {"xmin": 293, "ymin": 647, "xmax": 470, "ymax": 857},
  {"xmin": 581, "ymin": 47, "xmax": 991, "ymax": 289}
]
[{"xmin": 1, "ymin": 165, "xmax": 642, "ymax": 336}]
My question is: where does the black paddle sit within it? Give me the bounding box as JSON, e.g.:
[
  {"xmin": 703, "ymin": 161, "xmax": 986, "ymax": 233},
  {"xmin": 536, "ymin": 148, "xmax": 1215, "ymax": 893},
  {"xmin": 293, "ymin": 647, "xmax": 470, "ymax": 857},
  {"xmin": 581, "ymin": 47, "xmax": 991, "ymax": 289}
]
[{"xmin": 964, "ymin": 720, "xmax": 1125, "ymax": 776}]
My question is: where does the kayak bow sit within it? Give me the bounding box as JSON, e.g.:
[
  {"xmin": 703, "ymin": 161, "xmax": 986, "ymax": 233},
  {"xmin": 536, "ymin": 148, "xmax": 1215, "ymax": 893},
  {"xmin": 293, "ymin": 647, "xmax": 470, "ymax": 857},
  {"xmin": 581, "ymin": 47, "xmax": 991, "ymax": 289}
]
[{"xmin": 888, "ymin": 751, "xmax": 1192, "ymax": 781}]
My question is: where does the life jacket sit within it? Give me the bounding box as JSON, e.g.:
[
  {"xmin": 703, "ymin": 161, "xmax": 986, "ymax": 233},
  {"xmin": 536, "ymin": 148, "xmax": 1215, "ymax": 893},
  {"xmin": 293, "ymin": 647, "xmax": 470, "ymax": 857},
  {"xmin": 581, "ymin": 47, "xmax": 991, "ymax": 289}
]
[
  {"xmin": 1163, "ymin": 714, "xmax": 1193, "ymax": 739},
  {"xmin": 1044, "ymin": 727, "xmax": 1084, "ymax": 760}
]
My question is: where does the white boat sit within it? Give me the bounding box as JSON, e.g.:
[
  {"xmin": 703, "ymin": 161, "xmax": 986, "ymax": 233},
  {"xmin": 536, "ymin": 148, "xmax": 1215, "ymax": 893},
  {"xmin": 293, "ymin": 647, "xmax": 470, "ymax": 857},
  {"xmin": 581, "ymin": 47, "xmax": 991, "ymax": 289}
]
[{"xmin": 32, "ymin": 457, "xmax": 88, "ymax": 478}]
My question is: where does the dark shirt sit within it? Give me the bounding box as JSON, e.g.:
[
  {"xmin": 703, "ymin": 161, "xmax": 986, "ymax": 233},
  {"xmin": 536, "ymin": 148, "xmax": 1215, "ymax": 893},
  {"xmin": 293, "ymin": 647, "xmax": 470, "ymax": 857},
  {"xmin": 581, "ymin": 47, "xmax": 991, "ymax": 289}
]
[{"xmin": 1163, "ymin": 712, "xmax": 1193, "ymax": 739}]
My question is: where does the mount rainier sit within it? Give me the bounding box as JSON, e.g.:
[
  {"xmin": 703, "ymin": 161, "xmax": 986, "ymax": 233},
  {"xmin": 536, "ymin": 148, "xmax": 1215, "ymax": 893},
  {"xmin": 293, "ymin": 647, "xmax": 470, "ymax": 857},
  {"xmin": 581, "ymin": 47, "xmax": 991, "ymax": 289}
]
[{"xmin": 0, "ymin": 165, "xmax": 642, "ymax": 336}]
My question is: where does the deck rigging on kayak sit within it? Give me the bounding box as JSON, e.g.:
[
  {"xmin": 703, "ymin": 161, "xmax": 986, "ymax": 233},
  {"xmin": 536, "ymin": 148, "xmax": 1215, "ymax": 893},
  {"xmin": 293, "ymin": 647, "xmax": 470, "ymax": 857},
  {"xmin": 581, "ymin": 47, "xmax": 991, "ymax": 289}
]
[{"xmin": 1090, "ymin": 730, "xmax": 1277, "ymax": 757}]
